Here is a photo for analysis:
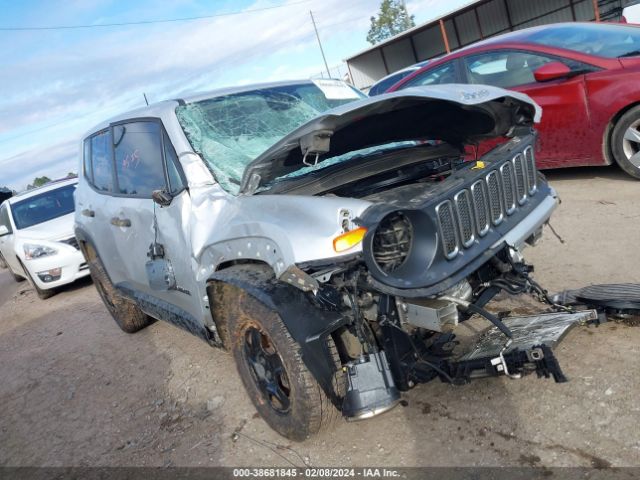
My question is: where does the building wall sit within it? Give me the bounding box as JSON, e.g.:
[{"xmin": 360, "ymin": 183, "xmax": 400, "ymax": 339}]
[{"xmin": 347, "ymin": 0, "xmax": 628, "ymax": 90}]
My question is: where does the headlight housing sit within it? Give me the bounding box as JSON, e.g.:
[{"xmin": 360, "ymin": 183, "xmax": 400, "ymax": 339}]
[
  {"xmin": 372, "ymin": 212, "xmax": 413, "ymax": 273},
  {"xmin": 24, "ymin": 243, "xmax": 57, "ymax": 260},
  {"xmin": 364, "ymin": 209, "xmax": 438, "ymax": 287}
]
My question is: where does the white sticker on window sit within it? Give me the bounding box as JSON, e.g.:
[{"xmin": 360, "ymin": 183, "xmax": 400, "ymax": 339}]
[{"xmin": 312, "ymin": 79, "xmax": 360, "ymax": 100}]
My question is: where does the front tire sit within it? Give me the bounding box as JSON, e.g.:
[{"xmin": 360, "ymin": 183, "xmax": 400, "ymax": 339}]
[
  {"xmin": 611, "ymin": 105, "xmax": 640, "ymax": 179},
  {"xmin": 85, "ymin": 245, "xmax": 153, "ymax": 333},
  {"xmin": 227, "ymin": 288, "xmax": 343, "ymax": 441}
]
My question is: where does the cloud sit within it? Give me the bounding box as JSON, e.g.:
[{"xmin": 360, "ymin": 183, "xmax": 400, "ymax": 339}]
[
  {"xmin": 2, "ymin": 139, "xmax": 79, "ymax": 190},
  {"xmin": 0, "ymin": 0, "xmax": 444, "ymax": 190}
]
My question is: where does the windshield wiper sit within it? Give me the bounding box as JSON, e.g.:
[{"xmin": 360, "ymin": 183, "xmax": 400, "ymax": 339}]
[{"xmin": 618, "ymin": 50, "xmax": 640, "ymax": 58}]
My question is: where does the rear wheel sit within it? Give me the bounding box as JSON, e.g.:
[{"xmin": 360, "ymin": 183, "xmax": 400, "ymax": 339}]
[
  {"xmin": 19, "ymin": 260, "xmax": 55, "ymax": 300},
  {"xmin": 611, "ymin": 105, "xmax": 640, "ymax": 179},
  {"xmin": 227, "ymin": 288, "xmax": 343, "ymax": 441},
  {"xmin": 0, "ymin": 251, "xmax": 7, "ymax": 269},
  {"xmin": 84, "ymin": 244, "xmax": 153, "ymax": 333}
]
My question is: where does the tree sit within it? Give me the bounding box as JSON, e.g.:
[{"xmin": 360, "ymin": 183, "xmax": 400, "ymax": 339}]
[
  {"xmin": 66, "ymin": 172, "xmax": 78, "ymax": 178},
  {"xmin": 367, "ymin": 0, "xmax": 415, "ymax": 45},
  {"xmin": 31, "ymin": 176, "xmax": 52, "ymax": 189}
]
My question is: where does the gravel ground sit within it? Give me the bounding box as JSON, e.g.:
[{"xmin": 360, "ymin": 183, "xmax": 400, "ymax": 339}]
[{"xmin": 0, "ymin": 165, "xmax": 639, "ymax": 468}]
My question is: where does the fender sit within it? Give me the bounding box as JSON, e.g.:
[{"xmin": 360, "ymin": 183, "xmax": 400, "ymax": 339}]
[
  {"xmin": 207, "ymin": 264, "xmax": 348, "ymax": 406},
  {"xmin": 73, "ymin": 226, "xmax": 99, "ymax": 263}
]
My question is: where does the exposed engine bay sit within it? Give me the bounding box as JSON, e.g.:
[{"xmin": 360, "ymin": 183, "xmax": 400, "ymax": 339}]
[{"xmin": 259, "ymin": 134, "xmax": 637, "ymax": 421}]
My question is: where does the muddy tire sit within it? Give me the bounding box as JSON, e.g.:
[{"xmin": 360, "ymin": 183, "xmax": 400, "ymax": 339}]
[
  {"xmin": 86, "ymin": 246, "xmax": 152, "ymax": 333},
  {"xmin": 0, "ymin": 251, "xmax": 7, "ymax": 269},
  {"xmin": 611, "ymin": 105, "xmax": 640, "ymax": 179},
  {"xmin": 18, "ymin": 260, "xmax": 55, "ymax": 300},
  {"xmin": 227, "ymin": 288, "xmax": 343, "ymax": 441}
]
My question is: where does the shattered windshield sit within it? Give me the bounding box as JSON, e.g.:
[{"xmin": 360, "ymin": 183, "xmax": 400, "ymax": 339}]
[{"xmin": 176, "ymin": 82, "xmax": 364, "ymax": 194}]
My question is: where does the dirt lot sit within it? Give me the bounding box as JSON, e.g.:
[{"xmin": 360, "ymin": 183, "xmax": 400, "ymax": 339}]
[{"xmin": 1, "ymin": 166, "xmax": 639, "ymax": 468}]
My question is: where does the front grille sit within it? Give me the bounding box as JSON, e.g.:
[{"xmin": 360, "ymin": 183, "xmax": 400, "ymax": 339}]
[
  {"xmin": 435, "ymin": 148, "xmax": 539, "ymax": 259},
  {"xmin": 524, "ymin": 146, "xmax": 537, "ymax": 194},
  {"xmin": 372, "ymin": 212, "xmax": 413, "ymax": 273},
  {"xmin": 500, "ymin": 162, "xmax": 516, "ymax": 214},
  {"xmin": 470, "ymin": 180, "xmax": 489, "ymax": 237},
  {"xmin": 454, "ymin": 190, "xmax": 474, "ymax": 247},
  {"xmin": 486, "ymin": 171, "xmax": 504, "ymax": 226},
  {"xmin": 436, "ymin": 201, "xmax": 459, "ymax": 260},
  {"xmin": 513, "ymin": 153, "xmax": 527, "ymax": 204},
  {"xmin": 60, "ymin": 236, "xmax": 80, "ymax": 250}
]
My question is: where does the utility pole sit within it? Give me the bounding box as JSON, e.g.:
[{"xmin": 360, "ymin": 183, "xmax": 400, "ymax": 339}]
[{"xmin": 310, "ymin": 10, "xmax": 331, "ymax": 78}]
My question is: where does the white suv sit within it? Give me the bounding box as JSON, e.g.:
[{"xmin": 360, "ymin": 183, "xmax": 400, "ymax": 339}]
[{"xmin": 0, "ymin": 178, "xmax": 90, "ymax": 299}]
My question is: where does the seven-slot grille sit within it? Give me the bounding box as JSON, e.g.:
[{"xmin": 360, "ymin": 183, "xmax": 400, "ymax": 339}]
[{"xmin": 436, "ymin": 146, "xmax": 537, "ymax": 260}]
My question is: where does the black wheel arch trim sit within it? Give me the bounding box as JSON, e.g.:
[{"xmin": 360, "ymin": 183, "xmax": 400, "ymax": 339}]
[{"xmin": 207, "ymin": 265, "xmax": 347, "ymax": 407}]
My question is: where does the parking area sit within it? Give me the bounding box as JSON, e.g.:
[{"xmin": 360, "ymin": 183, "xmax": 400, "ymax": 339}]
[{"xmin": 0, "ymin": 165, "xmax": 639, "ymax": 468}]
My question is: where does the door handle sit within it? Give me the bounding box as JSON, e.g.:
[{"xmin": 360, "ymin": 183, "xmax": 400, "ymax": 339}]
[
  {"xmin": 110, "ymin": 217, "xmax": 132, "ymax": 227},
  {"xmin": 81, "ymin": 209, "xmax": 95, "ymax": 218}
]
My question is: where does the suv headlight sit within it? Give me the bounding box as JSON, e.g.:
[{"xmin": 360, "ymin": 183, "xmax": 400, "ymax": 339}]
[{"xmin": 24, "ymin": 243, "xmax": 57, "ymax": 260}]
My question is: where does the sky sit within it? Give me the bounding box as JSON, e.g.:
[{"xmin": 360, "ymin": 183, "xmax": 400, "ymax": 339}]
[{"xmin": 0, "ymin": 0, "xmax": 469, "ymax": 191}]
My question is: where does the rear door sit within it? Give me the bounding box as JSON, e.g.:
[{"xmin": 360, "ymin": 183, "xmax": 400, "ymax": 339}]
[
  {"xmin": 460, "ymin": 49, "xmax": 597, "ymax": 168},
  {"xmin": 78, "ymin": 129, "xmax": 126, "ymax": 283}
]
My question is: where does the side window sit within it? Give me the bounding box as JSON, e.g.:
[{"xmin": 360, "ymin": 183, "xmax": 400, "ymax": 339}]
[
  {"xmin": 91, "ymin": 130, "xmax": 114, "ymax": 193},
  {"xmin": 401, "ymin": 62, "xmax": 457, "ymax": 88},
  {"xmin": 113, "ymin": 121, "xmax": 166, "ymax": 197},
  {"xmin": 0, "ymin": 203, "xmax": 12, "ymax": 234},
  {"xmin": 463, "ymin": 51, "xmax": 554, "ymax": 88},
  {"xmin": 163, "ymin": 131, "xmax": 185, "ymax": 194},
  {"xmin": 83, "ymin": 139, "xmax": 92, "ymax": 182}
]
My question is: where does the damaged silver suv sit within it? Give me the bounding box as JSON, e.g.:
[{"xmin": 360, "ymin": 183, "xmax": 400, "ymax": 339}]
[{"xmin": 75, "ymin": 80, "xmax": 596, "ymax": 441}]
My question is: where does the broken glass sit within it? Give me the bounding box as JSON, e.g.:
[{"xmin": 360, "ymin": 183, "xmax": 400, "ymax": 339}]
[{"xmin": 176, "ymin": 83, "xmax": 363, "ymax": 195}]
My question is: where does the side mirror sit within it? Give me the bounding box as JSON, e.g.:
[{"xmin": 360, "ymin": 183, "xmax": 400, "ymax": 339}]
[
  {"xmin": 534, "ymin": 61, "xmax": 572, "ymax": 82},
  {"xmin": 151, "ymin": 190, "xmax": 173, "ymax": 207},
  {"xmin": 0, "ymin": 225, "xmax": 9, "ymax": 236},
  {"xmin": 152, "ymin": 189, "xmax": 173, "ymax": 207}
]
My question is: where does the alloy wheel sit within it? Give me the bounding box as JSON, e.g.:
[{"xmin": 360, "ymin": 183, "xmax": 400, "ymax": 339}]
[
  {"xmin": 243, "ymin": 326, "xmax": 291, "ymax": 413},
  {"xmin": 622, "ymin": 119, "xmax": 640, "ymax": 168}
]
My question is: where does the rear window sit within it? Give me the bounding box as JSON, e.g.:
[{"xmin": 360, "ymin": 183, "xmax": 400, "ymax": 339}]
[
  {"xmin": 525, "ymin": 23, "xmax": 640, "ymax": 58},
  {"xmin": 90, "ymin": 130, "xmax": 114, "ymax": 192},
  {"xmin": 369, "ymin": 70, "xmax": 415, "ymax": 96},
  {"xmin": 10, "ymin": 184, "xmax": 76, "ymax": 230}
]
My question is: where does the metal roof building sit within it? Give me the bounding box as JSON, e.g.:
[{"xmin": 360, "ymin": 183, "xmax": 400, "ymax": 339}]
[{"xmin": 345, "ymin": 0, "xmax": 634, "ymax": 90}]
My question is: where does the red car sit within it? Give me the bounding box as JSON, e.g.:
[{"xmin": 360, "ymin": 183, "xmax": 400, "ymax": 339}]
[{"xmin": 388, "ymin": 22, "xmax": 640, "ymax": 179}]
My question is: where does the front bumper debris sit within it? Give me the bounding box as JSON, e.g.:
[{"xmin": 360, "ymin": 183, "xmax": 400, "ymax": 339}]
[{"xmin": 445, "ymin": 310, "xmax": 598, "ymax": 384}]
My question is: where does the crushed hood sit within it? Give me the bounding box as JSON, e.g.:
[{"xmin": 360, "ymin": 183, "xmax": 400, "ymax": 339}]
[{"xmin": 239, "ymin": 84, "xmax": 541, "ymax": 194}]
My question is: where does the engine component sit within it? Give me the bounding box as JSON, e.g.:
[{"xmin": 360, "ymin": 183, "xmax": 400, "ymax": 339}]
[
  {"xmin": 341, "ymin": 351, "xmax": 400, "ymax": 420},
  {"xmin": 372, "ymin": 212, "xmax": 412, "ymax": 273},
  {"xmin": 397, "ymin": 298, "xmax": 458, "ymax": 332},
  {"xmin": 440, "ymin": 279, "xmax": 473, "ymax": 302}
]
